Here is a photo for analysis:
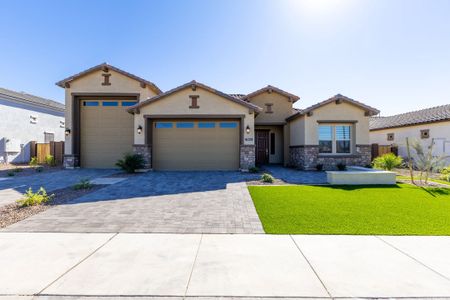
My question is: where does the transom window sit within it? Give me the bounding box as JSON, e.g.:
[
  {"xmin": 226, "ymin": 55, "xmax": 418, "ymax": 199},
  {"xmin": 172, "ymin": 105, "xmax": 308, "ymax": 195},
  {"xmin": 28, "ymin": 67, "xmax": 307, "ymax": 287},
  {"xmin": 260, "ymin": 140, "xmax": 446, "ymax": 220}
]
[
  {"xmin": 155, "ymin": 122, "xmax": 173, "ymax": 129},
  {"xmin": 176, "ymin": 122, "xmax": 194, "ymax": 128},
  {"xmin": 318, "ymin": 125, "xmax": 352, "ymax": 154},
  {"xmin": 219, "ymin": 122, "xmax": 238, "ymax": 128},
  {"xmin": 198, "ymin": 122, "xmax": 215, "ymax": 128}
]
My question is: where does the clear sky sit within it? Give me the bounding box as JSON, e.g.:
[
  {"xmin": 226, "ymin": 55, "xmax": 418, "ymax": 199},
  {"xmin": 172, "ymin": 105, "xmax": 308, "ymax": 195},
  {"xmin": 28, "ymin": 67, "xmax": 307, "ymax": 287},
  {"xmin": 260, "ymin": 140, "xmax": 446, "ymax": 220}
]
[{"xmin": 1, "ymin": 0, "xmax": 449, "ymax": 115}]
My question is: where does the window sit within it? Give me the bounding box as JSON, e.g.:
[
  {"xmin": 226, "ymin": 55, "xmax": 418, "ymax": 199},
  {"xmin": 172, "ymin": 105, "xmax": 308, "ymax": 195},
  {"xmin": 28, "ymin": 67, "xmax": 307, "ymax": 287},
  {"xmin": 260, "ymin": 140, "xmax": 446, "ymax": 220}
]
[
  {"xmin": 387, "ymin": 133, "xmax": 394, "ymax": 141},
  {"xmin": 102, "ymin": 101, "xmax": 118, "ymax": 106},
  {"xmin": 155, "ymin": 122, "xmax": 173, "ymax": 129},
  {"xmin": 122, "ymin": 101, "xmax": 138, "ymax": 107},
  {"xmin": 83, "ymin": 101, "xmax": 99, "ymax": 106},
  {"xmin": 318, "ymin": 124, "xmax": 352, "ymax": 154},
  {"xmin": 198, "ymin": 122, "xmax": 215, "ymax": 128},
  {"xmin": 176, "ymin": 122, "xmax": 194, "ymax": 128},
  {"xmin": 420, "ymin": 129, "xmax": 430, "ymax": 139},
  {"xmin": 270, "ymin": 132, "xmax": 275, "ymax": 155},
  {"xmin": 319, "ymin": 126, "xmax": 333, "ymax": 153},
  {"xmin": 44, "ymin": 132, "xmax": 54, "ymax": 143},
  {"xmin": 220, "ymin": 122, "xmax": 238, "ymax": 128}
]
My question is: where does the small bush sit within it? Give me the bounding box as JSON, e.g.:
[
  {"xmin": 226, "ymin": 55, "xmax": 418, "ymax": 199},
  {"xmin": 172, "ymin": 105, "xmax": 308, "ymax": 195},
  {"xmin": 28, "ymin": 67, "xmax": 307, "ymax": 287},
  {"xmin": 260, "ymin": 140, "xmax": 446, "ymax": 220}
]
[
  {"xmin": 372, "ymin": 153, "xmax": 403, "ymax": 171},
  {"xmin": 440, "ymin": 167, "xmax": 450, "ymax": 182},
  {"xmin": 249, "ymin": 166, "xmax": 260, "ymax": 173},
  {"xmin": 116, "ymin": 153, "xmax": 145, "ymax": 173},
  {"xmin": 44, "ymin": 155, "xmax": 55, "ymax": 166},
  {"xmin": 29, "ymin": 157, "xmax": 38, "ymax": 166},
  {"xmin": 261, "ymin": 173, "xmax": 274, "ymax": 183},
  {"xmin": 35, "ymin": 166, "xmax": 44, "ymax": 172},
  {"xmin": 316, "ymin": 164, "xmax": 323, "ymax": 171},
  {"xmin": 7, "ymin": 171, "xmax": 15, "ymax": 177},
  {"xmin": 73, "ymin": 179, "xmax": 93, "ymax": 190},
  {"xmin": 17, "ymin": 187, "xmax": 53, "ymax": 207},
  {"xmin": 336, "ymin": 163, "xmax": 347, "ymax": 171},
  {"xmin": 13, "ymin": 167, "xmax": 23, "ymax": 173}
]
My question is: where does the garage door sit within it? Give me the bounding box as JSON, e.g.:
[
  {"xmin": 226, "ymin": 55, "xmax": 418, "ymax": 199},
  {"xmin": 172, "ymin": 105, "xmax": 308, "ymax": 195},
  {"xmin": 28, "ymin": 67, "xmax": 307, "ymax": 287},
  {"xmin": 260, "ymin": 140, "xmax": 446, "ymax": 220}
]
[
  {"xmin": 152, "ymin": 120, "xmax": 240, "ymax": 170},
  {"xmin": 80, "ymin": 100, "xmax": 135, "ymax": 168}
]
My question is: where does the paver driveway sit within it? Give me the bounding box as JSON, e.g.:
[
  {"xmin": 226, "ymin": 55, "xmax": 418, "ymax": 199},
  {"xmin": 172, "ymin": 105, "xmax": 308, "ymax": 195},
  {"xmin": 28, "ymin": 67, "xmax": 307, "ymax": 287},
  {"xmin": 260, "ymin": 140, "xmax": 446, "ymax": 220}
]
[{"xmin": 4, "ymin": 171, "xmax": 264, "ymax": 233}]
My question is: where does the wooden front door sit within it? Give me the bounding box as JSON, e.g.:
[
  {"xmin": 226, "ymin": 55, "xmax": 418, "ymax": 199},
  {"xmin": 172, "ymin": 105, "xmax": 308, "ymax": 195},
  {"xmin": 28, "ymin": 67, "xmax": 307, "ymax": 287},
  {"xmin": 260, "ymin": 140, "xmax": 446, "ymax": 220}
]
[{"xmin": 255, "ymin": 130, "xmax": 269, "ymax": 165}]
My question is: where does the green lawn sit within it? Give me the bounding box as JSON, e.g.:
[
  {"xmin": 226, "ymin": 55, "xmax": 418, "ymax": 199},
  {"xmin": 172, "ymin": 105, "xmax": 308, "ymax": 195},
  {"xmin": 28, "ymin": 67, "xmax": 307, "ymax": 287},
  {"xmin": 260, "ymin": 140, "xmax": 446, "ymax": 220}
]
[
  {"xmin": 248, "ymin": 184, "xmax": 450, "ymax": 235},
  {"xmin": 397, "ymin": 175, "xmax": 450, "ymax": 186}
]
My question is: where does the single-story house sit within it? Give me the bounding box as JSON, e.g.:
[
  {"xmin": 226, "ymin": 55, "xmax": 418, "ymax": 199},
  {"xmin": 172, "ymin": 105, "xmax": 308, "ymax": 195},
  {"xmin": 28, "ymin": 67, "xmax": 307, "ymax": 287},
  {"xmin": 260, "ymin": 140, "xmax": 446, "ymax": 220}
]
[
  {"xmin": 0, "ymin": 87, "xmax": 65, "ymax": 164},
  {"xmin": 370, "ymin": 105, "xmax": 450, "ymax": 162},
  {"xmin": 58, "ymin": 63, "xmax": 379, "ymax": 170}
]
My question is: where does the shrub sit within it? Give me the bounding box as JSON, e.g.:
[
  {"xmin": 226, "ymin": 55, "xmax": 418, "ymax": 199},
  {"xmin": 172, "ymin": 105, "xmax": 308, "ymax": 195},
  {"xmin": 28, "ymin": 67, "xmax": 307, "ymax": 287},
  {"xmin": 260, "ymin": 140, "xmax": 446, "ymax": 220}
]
[
  {"xmin": 17, "ymin": 187, "xmax": 53, "ymax": 207},
  {"xmin": 29, "ymin": 157, "xmax": 38, "ymax": 166},
  {"xmin": 13, "ymin": 167, "xmax": 23, "ymax": 173},
  {"xmin": 440, "ymin": 166, "xmax": 450, "ymax": 182},
  {"xmin": 35, "ymin": 166, "xmax": 44, "ymax": 172},
  {"xmin": 261, "ymin": 173, "xmax": 274, "ymax": 183},
  {"xmin": 249, "ymin": 166, "xmax": 260, "ymax": 173},
  {"xmin": 116, "ymin": 153, "xmax": 145, "ymax": 173},
  {"xmin": 336, "ymin": 163, "xmax": 347, "ymax": 171},
  {"xmin": 316, "ymin": 164, "xmax": 323, "ymax": 171},
  {"xmin": 372, "ymin": 153, "xmax": 403, "ymax": 171},
  {"xmin": 44, "ymin": 155, "xmax": 55, "ymax": 166},
  {"xmin": 73, "ymin": 179, "xmax": 93, "ymax": 190},
  {"xmin": 7, "ymin": 171, "xmax": 15, "ymax": 177}
]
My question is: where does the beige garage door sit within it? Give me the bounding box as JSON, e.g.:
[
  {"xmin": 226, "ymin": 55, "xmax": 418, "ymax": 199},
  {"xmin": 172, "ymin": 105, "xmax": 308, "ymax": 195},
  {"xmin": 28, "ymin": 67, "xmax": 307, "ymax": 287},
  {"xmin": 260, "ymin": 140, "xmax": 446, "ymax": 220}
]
[
  {"xmin": 153, "ymin": 120, "xmax": 240, "ymax": 170},
  {"xmin": 80, "ymin": 100, "xmax": 135, "ymax": 168}
]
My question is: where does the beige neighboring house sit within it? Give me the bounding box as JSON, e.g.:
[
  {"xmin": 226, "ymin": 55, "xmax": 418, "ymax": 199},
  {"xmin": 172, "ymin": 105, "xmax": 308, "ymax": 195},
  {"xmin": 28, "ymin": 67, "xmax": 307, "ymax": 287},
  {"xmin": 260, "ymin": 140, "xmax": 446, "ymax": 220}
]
[
  {"xmin": 57, "ymin": 63, "xmax": 379, "ymax": 170},
  {"xmin": 370, "ymin": 105, "xmax": 450, "ymax": 163}
]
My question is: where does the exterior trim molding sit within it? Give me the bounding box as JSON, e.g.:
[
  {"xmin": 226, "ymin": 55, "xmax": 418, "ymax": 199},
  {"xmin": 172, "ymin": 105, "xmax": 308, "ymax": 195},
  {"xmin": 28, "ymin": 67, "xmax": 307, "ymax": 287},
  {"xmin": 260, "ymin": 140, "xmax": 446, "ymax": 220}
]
[{"xmin": 317, "ymin": 120, "xmax": 358, "ymax": 124}]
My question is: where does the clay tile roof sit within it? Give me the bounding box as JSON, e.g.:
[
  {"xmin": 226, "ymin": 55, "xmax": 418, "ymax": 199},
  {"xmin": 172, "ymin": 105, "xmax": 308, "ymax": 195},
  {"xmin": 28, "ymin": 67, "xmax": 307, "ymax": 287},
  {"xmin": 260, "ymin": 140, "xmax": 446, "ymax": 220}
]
[
  {"xmin": 229, "ymin": 94, "xmax": 247, "ymax": 100},
  {"xmin": 286, "ymin": 94, "xmax": 379, "ymax": 122},
  {"xmin": 128, "ymin": 80, "xmax": 262, "ymax": 113},
  {"xmin": 243, "ymin": 85, "xmax": 300, "ymax": 102},
  {"xmin": 0, "ymin": 87, "xmax": 64, "ymax": 112},
  {"xmin": 55, "ymin": 62, "xmax": 162, "ymax": 94},
  {"xmin": 370, "ymin": 104, "xmax": 450, "ymax": 131}
]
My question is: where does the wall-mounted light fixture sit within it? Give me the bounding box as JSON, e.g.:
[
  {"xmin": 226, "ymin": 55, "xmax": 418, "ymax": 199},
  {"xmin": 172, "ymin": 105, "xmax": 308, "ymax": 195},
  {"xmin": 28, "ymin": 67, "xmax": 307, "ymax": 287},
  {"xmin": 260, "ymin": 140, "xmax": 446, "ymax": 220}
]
[
  {"xmin": 65, "ymin": 128, "xmax": 71, "ymax": 136},
  {"xmin": 137, "ymin": 125, "xmax": 143, "ymax": 134},
  {"xmin": 246, "ymin": 125, "xmax": 251, "ymax": 134}
]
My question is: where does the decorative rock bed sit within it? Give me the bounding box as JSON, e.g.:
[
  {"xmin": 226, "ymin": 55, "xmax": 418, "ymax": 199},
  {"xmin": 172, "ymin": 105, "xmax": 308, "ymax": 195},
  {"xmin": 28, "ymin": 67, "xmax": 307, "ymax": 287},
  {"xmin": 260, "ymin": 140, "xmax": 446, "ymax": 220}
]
[{"xmin": 326, "ymin": 166, "xmax": 396, "ymax": 185}]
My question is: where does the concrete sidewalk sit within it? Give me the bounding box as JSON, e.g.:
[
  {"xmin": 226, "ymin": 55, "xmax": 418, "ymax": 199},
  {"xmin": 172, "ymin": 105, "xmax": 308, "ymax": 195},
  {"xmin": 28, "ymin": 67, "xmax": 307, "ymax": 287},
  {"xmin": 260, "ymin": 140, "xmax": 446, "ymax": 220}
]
[{"xmin": 0, "ymin": 233, "xmax": 450, "ymax": 299}]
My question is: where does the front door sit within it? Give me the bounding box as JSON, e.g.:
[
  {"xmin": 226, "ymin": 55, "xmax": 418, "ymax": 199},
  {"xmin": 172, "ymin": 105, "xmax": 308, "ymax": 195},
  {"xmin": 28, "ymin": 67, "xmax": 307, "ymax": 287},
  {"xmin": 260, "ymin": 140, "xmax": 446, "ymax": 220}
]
[{"xmin": 255, "ymin": 130, "xmax": 269, "ymax": 165}]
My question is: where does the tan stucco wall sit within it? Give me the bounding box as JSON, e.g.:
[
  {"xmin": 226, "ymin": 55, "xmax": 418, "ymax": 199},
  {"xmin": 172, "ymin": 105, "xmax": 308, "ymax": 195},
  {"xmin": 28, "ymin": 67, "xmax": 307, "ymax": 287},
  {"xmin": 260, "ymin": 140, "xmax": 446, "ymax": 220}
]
[
  {"xmin": 136, "ymin": 87, "xmax": 255, "ymax": 145},
  {"xmin": 63, "ymin": 69, "xmax": 158, "ymax": 155},
  {"xmin": 370, "ymin": 121, "xmax": 450, "ymax": 160},
  {"xmin": 249, "ymin": 92, "xmax": 293, "ymax": 124},
  {"xmin": 289, "ymin": 101, "xmax": 370, "ymax": 146}
]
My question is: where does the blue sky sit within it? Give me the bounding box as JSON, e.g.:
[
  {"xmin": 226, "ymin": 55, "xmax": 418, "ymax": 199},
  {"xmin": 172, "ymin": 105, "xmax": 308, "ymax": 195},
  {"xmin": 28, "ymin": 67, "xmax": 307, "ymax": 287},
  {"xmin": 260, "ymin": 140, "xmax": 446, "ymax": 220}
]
[{"xmin": 1, "ymin": 0, "xmax": 449, "ymax": 115}]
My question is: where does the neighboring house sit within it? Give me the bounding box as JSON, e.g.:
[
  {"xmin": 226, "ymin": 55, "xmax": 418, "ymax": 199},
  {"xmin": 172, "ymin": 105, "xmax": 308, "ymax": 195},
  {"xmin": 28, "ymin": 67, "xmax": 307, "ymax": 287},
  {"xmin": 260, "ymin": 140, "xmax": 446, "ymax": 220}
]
[
  {"xmin": 0, "ymin": 88, "xmax": 65, "ymax": 164},
  {"xmin": 370, "ymin": 105, "xmax": 450, "ymax": 163},
  {"xmin": 58, "ymin": 63, "xmax": 379, "ymax": 170}
]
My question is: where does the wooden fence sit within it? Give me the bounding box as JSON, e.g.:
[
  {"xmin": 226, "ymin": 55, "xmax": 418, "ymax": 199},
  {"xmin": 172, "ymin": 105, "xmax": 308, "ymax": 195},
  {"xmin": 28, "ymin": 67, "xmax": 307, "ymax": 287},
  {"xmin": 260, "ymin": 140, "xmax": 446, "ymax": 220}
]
[
  {"xmin": 30, "ymin": 141, "xmax": 64, "ymax": 165},
  {"xmin": 371, "ymin": 143, "xmax": 398, "ymax": 160}
]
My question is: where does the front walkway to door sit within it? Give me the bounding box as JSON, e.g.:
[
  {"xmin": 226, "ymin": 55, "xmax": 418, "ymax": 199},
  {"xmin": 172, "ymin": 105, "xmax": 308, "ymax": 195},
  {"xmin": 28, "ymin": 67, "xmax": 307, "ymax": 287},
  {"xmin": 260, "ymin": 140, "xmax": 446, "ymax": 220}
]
[{"xmin": 3, "ymin": 171, "xmax": 264, "ymax": 234}]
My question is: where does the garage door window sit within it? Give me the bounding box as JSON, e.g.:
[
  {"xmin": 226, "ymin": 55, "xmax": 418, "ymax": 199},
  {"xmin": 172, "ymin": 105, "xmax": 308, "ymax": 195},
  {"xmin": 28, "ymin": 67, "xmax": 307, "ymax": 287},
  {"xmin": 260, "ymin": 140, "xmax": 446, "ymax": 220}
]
[
  {"xmin": 155, "ymin": 122, "xmax": 173, "ymax": 129},
  {"xmin": 122, "ymin": 101, "xmax": 138, "ymax": 107},
  {"xmin": 220, "ymin": 122, "xmax": 238, "ymax": 128},
  {"xmin": 102, "ymin": 101, "xmax": 118, "ymax": 106},
  {"xmin": 176, "ymin": 122, "xmax": 194, "ymax": 128},
  {"xmin": 198, "ymin": 122, "xmax": 215, "ymax": 128},
  {"xmin": 83, "ymin": 101, "xmax": 99, "ymax": 106}
]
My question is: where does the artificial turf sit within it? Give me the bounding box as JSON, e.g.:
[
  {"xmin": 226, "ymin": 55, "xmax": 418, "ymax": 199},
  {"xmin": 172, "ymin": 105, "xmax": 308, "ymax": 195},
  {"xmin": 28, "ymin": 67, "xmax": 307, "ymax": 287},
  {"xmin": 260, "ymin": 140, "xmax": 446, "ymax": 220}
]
[{"xmin": 248, "ymin": 184, "xmax": 450, "ymax": 235}]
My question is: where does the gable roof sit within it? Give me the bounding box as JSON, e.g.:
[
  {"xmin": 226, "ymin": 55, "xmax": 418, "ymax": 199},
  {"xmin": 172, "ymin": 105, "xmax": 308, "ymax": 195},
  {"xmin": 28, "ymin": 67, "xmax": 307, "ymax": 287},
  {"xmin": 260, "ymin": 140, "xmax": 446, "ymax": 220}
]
[
  {"xmin": 128, "ymin": 80, "xmax": 262, "ymax": 113},
  {"xmin": 0, "ymin": 87, "xmax": 64, "ymax": 112},
  {"xmin": 286, "ymin": 94, "xmax": 379, "ymax": 122},
  {"xmin": 55, "ymin": 63, "xmax": 162, "ymax": 94},
  {"xmin": 243, "ymin": 85, "xmax": 300, "ymax": 102},
  {"xmin": 370, "ymin": 104, "xmax": 450, "ymax": 131}
]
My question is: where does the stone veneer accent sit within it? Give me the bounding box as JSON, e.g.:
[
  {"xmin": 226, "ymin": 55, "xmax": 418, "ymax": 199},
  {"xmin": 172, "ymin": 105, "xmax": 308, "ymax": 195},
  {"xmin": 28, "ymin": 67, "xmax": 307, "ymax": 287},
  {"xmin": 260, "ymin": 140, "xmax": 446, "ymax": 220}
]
[
  {"xmin": 240, "ymin": 145, "xmax": 255, "ymax": 170},
  {"xmin": 133, "ymin": 144, "xmax": 152, "ymax": 169},
  {"xmin": 63, "ymin": 154, "xmax": 79, "ymax": 169},
  {"xmin": 289, "ymin": 145, "xmax": 371, "ymax": 170}
]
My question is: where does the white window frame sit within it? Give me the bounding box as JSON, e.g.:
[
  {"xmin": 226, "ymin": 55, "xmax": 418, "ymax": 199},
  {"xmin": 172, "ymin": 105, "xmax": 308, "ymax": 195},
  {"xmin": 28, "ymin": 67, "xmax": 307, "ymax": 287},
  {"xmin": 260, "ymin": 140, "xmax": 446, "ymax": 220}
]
[{"xmin": 318, "ymin": 124, "xmax": 353, "ymax": 155}]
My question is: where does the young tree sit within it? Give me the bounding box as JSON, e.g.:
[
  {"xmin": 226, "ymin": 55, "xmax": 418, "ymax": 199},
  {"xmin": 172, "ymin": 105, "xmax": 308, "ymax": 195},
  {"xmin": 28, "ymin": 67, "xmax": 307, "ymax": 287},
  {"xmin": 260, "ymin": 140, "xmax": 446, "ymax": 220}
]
[
  {"xmin": 405, "ymin": 137, "xmax": 415, "ymax": 184},
  {"xmin": 409, "ymin": 138, "xmax": 447, "ymax": 184}
]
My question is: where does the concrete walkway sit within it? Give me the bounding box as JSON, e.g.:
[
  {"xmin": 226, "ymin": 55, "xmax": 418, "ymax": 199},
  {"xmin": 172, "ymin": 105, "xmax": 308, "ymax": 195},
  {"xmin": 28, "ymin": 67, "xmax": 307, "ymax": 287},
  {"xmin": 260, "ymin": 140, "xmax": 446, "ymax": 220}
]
[{"xmin": 1, "ymin": 233, "xmax": 450, "ymax": 299}]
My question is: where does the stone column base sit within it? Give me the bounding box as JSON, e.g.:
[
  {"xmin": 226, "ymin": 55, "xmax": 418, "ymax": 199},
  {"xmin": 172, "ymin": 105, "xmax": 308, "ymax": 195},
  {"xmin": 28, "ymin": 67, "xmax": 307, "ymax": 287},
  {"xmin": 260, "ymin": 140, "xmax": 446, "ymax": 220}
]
[
  {"xmin": 63, "ymin": 154, "xmax": 79, "ymax": 169},
  {"xmin": 240, "ymin": 145, "xmax": 255, "ymax": 171},
  {"xmin": 133, "ymin": 144, "xmax": 152, "ymax": 169}
]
